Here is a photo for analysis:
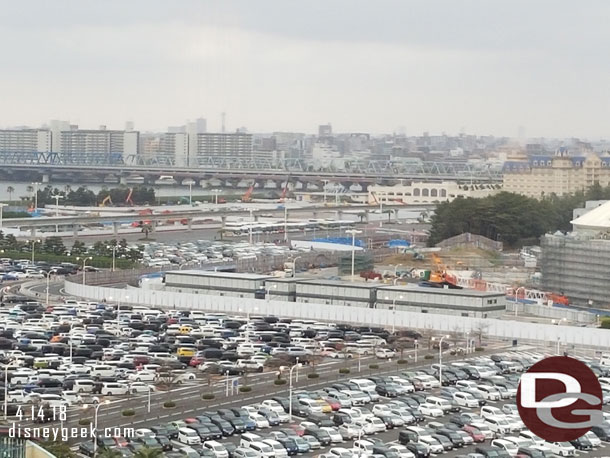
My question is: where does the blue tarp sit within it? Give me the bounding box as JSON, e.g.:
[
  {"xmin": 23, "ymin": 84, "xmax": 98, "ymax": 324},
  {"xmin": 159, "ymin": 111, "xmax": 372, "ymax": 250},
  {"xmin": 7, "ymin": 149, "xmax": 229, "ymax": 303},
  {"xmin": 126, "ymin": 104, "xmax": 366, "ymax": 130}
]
[{"xmin": 387, "ymin": 239, "xmax": 411, "ymax": 247}]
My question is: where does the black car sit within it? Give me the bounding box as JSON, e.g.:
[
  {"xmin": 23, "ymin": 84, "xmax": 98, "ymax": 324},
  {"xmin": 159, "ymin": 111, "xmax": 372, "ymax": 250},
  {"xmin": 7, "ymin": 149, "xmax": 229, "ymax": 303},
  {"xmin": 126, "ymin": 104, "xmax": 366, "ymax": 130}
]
[
  {"xmin": 376, "ymin": 384, "xmax": 398, "ymax": 397},
  {"xmin": 406, "ymin": 442, "xmax": 430, "ymax": 458},
  {"xmin": 277, "ymin": 437, "xmax": 298, "ymax": 456},
  {"xmin": 436, "ymin": 429, "xmax": 465, "ymax": 448},
  {"xmin": 155, "ymin": 435, "xmax": 172, "ymax": 451},
  {"xmin": 592, "ymin": 422, "xmax": 610, "ymax": 441},
  {"xmin": 303, "ymin": 427, "xmax": 331, "ymax": 446},
  {"xmin": 78, "ymin": 442, "xmax": 96, "ymax": 457},
  {"xmin": 570, "ymin": 435, "xmax": 593, "ymax": 451},
  {"xmin": 432, "ymin": 434, "xmax": 453, "ymax": 451}
]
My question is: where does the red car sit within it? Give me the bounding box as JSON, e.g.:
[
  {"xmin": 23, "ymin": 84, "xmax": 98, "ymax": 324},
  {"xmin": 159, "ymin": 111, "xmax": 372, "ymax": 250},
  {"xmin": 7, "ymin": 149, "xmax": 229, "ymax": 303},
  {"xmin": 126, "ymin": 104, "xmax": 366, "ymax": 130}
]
[
  {"xmin": 323, "ymin": 398, "xmax": 341, "ymax": 411},
  {"xmin": 463, "ymin": 425, "xmax": 485, "ymax": 442},
  {"xmin": 183, "ymin": 418, "xmax": 199, "ymax": 424},
  {"xmin": 287, "ymin": 423, "xmax": 305, "ymax": 436}
]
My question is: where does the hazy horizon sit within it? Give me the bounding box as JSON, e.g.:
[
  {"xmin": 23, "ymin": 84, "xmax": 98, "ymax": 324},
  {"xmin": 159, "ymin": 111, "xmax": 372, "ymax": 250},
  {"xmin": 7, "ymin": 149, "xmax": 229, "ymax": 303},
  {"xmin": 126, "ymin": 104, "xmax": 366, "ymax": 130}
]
[{"xmin": 2, "ymin": 0, "xmax": 609, "ymax": 138}]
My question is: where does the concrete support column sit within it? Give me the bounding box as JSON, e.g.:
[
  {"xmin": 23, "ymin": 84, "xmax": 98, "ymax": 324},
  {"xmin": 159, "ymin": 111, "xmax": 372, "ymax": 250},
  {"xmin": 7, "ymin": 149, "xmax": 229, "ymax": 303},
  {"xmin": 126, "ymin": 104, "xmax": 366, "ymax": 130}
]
[
  {"xmin": 220, "ymin": 216, "xmax": 227, "ymax": 240},
  {"xmin": 42, "ymin": 173, "xmax": 50, "ymax": 183},
  {"xmin": 113, "ymin": 222, "xmax": 119, "ymax": 237},
  {"xmin": 119, "ymin": 176, "xmax": 128, "ymax": 185},
  {"xmin": 73, "ymin": 225, "xmax": 78, "ymax": 238},
  {"xmin": 30, "ymin": 227, "xmax": 37, "ymax": 237},
  {"xmin": 187, "ymin": 218, "xmax": 193, "ymax": 231},
  {"xmin": 364, "ymin": 210, "xmax": 370, "ymax": 223}
]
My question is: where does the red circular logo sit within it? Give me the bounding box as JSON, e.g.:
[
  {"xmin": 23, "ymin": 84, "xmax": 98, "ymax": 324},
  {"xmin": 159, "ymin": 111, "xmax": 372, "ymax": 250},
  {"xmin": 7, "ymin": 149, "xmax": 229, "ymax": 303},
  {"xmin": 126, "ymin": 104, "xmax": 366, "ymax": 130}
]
[{"xmin": 517, "ymin": 356, "xmax": 602, "ymax": 441}]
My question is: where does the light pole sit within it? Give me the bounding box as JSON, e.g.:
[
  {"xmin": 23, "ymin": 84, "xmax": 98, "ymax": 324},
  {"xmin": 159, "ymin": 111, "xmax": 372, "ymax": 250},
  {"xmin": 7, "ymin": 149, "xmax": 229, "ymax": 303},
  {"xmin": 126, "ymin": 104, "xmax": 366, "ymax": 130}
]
[
  {"xmin": 266, "ymin": 284, "xmax": 277, "ymax": 301},
  {"xmin": 291, "ymin": 256, "xmax": 302, "ymax": 278},
  {"xmin": 287, "ymin": 362, "xmax": 303, "ymax": 421},
  {"xmin": 414, "ymin": 339, "xmax": 418, "ymax": 362},
  {"xmin": 514, "ymin": 287, "xmax": 525, "ymax": 317},
  {"xmin": 51, "ymin": 194, "xmax": 64, "ymax": 233},
  {"xmin": 186, "ymin": 180, "xmax": 195, "ymax": 205},
  {"xmin": 68, "ymin": 321, "xmax": 75, "ymax": 363},
  {"xmin": 106, "ymin": 244, "xmax": 117, "ymax": 272},
  {"xmin": 76, "ymin": 256, "xmax": 93, "ymax": 285},
  {"xmin": 28, "ymin": 239, "xmax": 41, "ymax": 263},
  {"xmin": 387, "ymin": 295, "xmax": 403, "ymax": 333},
  {"xmin": 432, "ymin": 335, "xmax": 450, "ymax": 384},
  {"xmin": 32, "ymin": 182, "xmax": 40, "ymax": 211},
  {"xmin": 4, "ymin": 361, "xmax": 18, "ymax": 420},
  {"xmin": 283, "ymin": 206, "xmax": 288, "ymax": 242},
  {"xmin": 147, "ymin": 385, "xmax": 152, "ymax": 413},
  {"xmin": 346, "ymin": 229, "xmax": 362, "ymax": 282},
  {"xmin": 465, "ymin": 331, "xmax": 470, "ymax": 354},
  {"xmin": 90, "ymin": 400, "xmax": 111, "ymax": 455},
  {"xmin": 212, "ymin": 189, "xmax": 221, "ymax": 205},
  {"xmin": 44, "ymin": 270, "xmax": 52, "ymax": 306},
  {"xmin": 0, "ymin": 203, "xmax": 7, "ymax": 230}
]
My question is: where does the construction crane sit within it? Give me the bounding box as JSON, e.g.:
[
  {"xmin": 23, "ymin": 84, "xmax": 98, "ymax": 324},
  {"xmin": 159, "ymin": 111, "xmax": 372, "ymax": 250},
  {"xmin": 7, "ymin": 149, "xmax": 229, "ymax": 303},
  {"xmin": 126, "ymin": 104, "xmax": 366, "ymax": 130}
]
[
  {"xmin": 429, "ymin": 253, "xmax": 458, "ymax": 286},
  {"xmin": 100, "ymin": 195, "xmax": 113, "ymax": 207},
  {"xmin": 241, "ymin": 183, "xmax": 255, "ymax": 202},
  {"xmin": 279, "ymin": 174, "xmax": 291, "ymax": 202},
  {"xmin": 125, "ymin": 188, "xmax": 134, "ymax": 206}
]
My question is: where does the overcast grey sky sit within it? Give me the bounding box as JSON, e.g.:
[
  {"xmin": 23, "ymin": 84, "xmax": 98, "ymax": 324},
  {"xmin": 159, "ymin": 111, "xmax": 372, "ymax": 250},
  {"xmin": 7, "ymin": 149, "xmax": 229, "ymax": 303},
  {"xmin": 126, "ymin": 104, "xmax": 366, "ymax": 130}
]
[{"xmin": 1, "ymin": 0, "xmax": 609, "ymax": 137}]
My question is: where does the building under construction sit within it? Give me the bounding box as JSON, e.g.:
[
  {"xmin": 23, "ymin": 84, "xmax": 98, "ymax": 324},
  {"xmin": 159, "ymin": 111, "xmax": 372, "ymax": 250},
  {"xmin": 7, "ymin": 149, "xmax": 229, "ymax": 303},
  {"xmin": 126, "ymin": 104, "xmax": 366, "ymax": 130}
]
[{"xmin": 540, "ymin": 232, "xmax": 610, "ymax": 307}]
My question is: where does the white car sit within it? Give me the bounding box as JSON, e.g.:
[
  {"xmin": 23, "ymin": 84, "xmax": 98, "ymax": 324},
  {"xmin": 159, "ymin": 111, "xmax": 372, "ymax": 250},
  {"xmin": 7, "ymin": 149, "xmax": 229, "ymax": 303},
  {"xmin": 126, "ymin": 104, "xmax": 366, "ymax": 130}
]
[
  {"xmin": 519, "ymin": 431, "xmax": 546, "ymax": 447},
  {"xmin": 129, "ymin": 382, "xmax": 154, "ymax": 394},
  {"xmin": 249, "ymin": 413, "xmax": 270, "ymax": 429},
  {"xmin": 502, "ymin": 404, "xmax": 518, "ymax": 416},
  {"xmin": 375, "ymin": 348, "xmax": 396, "ymax": 359},
  {"xmin": 128, "ymin": 370, "xmax": 157, "ymax": 382},
  {"xmin": 545, "ymin": 442, "xmax": 576, "ymax": 457},
  {"xmin": 491, "ymin": 439, "xmax": 518, "ymax": 457},
  {"xmin": 453, "ymin": 392, "xmax": 479, "ymax": 408},
  {"xmin": 584, "ymin": 431, "xmax": 601, "ymax": 447},
  {"xmin": 418, "ymin": 403, "xmax": 443, "ymax": 417},
  {"xmin": 320, "ymin": 427, "xmax": 343, "ymax": 443},
  {"xmin": 260, "ymin": 400, "xmax": 285, "ymax": 415},
  {"xmin": 419, "ymin": 437, "xmax": 444, "ymax": 454},
  {"xmin": 388, "ymin": 444, "xmax": 416, "ymax": 458},
  {"xmin": 338, "ymin": 423, "xmax": 361, "ymax": 440}
]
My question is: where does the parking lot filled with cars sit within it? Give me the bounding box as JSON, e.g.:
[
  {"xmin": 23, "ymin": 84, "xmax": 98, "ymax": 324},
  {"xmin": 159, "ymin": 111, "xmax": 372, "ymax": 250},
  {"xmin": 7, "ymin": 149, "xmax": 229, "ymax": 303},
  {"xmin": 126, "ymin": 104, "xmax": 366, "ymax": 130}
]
[{"xmin": 2, "ymin": 293, "xmax": 610, "ymax": 458}]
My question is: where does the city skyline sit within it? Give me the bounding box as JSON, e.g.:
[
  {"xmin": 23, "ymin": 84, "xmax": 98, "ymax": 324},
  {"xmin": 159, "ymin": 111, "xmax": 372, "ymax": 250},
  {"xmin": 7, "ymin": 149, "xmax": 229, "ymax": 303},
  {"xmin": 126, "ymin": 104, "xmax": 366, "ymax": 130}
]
[{"xmin": 2, "ymin": 1, "xmax": 610, "ymax": 137}]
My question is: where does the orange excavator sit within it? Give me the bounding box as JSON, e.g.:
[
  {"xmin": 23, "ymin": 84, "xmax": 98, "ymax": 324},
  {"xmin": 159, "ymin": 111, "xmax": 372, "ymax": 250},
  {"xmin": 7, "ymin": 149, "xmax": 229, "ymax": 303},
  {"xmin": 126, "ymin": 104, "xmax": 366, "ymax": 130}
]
[{"xmin": 428, "ymin": 253, "xmax": 459, "ymax": 287}]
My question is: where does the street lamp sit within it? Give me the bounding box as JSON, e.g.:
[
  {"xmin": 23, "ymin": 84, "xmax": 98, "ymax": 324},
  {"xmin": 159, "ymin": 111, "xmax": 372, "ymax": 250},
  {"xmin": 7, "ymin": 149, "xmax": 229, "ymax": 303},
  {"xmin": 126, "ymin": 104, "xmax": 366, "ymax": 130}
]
[
  {"xmin": 285, "ymin": 362, "xmax": 303, "ymax": 421},
  {"xmin": 89, "ymin": 400, "xmax": 111, "ymax": 455},
  {"xmin": 106, "ymin": 244, "xmax": 117, "ymax": 272},
  {"xmin": 345, "ymin": 229, "xmax": 362, "ymax": 282},
  {"xmin": 514, "ymin": 286, "xmax": 525, "ymax": 317},
  {"xmin": 291, "ymin": 256, "xmax": 302, "ymax": 278},
  {"xmin": 266, "ymin": 284, "xmax": 277, "ymax": 301},
  {"xmin": 76, "ymin": 256, "xmax": 93, "ymax": 285},
  {"xmin": 28, "ymin": 239, "xmax": 41, "ymax": 263},
  {"xmin": 68, "ymin": 321, "xmax": 76, "ymax": 363},
  {"xmin": 432, "ymin": 335, "xmax": 450, "ymax": 384},
  {"xmin": 4, "ymin": 360, "xmax": 19, "ymax": 420},
  {"xmin": 44, "ymin": 270, "xmax": 53, "ymax": 307},
  {"xmin": 31, "ymin": 182, "xmax": 40, "ymax": 211},
  {"xmin": 212, "ymin": 189, "xmax": 221, "ymax": 205},
  {"xmin": 184, "ymin": 179, "xmax": 195, "ymax": 205},
  {"xmin": 385, "ymin": 295, "xmax": 403, "ymax": 333},
  {"xmin": 51, "ymin": 194, "xmax": 64, "ymax": 233},
  {"xmin": 0, "ymin": 203, "xmax": 7, "ymax": 230}
]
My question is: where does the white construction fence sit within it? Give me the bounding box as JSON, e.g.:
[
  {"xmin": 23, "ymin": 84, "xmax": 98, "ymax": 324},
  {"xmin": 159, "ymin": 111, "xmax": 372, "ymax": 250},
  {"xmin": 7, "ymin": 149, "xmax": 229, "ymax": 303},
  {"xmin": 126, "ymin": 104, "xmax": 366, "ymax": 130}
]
[{"xmin": 64, "ymin": 279, "xmax": 610, "ymax": 348}]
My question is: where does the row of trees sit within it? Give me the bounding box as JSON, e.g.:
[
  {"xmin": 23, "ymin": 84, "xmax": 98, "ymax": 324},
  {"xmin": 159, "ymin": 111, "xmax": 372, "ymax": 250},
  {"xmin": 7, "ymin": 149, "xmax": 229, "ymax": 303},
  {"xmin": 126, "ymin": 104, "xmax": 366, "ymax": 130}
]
[
  {"xmin": 16, "ymin": 185, "xmax": 157, "ymax": 207},
  {"xmin": 427, "ymin": 183, "xmax": 610, "ymax": 247},
  {"xmin": 0, "ymin": 233, "xmax": 143, "ymax": 263}
]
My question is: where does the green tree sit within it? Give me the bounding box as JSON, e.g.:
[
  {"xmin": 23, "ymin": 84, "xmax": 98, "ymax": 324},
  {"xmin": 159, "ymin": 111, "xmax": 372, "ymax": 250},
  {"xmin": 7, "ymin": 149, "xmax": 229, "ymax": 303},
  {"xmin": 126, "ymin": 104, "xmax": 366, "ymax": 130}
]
[
  {"xmin": 98, "ymin": 449, "xmax": 123, "ymax": 458},
  {"xmin": 43, "ymin": 236, "xmax": 67, "ymax": 255},
  {"xmin": 133, "ymin": 447, "xmax": 163, "ymax": 458},
  {"xmin": 6, "ymin": 186, "xmax": 14, "ymax": 203},
  {"xmin": 40, "ymin": 441, "xmax": 75, "ymax": 458},
  {"xmin": 70, "ymin": 240, "xmax": 87, "ymax": 256}
]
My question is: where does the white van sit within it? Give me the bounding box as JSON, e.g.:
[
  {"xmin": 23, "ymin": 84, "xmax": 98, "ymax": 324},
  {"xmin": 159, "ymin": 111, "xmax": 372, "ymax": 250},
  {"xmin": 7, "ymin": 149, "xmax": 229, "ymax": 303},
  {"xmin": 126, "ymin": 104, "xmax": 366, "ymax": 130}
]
[
  {"xmin": 100, "ymin": 382, "xmax": 128, "ymax": 396},
  {"xmin": 178, "ymin": 427, "xmax": 201, "ymax": 445},
  {"xmin": 90, "ymin": 365, "xmax": 116, "ymax": 378},
  {"xmin": 240, "ymin": 433, "xmax": 262, "ymax": 448},
  {"xmin": 349, "ymin": 378, "xmax": 377, "ymax": 393},
  {"xmin": 248, "ymin": 442, "xmax": 275, "ymax": 458},
  {"xmin": 203, "ymin": 441, "xmax": 229, "ymax": 458},
  {"xmin": 453, "ymin": 391, "xmax": 479, "ymax": 408},
  {"xmin": 426, "ymin": 396, "xmax": 452, "ymax": 413},
  {"xmin": 73, "ymin": 379, "xmax": 96, "ymax": 393},
  {"xmin": 262, "ymin": 439, "xmax": 288, "ymax": 458}
]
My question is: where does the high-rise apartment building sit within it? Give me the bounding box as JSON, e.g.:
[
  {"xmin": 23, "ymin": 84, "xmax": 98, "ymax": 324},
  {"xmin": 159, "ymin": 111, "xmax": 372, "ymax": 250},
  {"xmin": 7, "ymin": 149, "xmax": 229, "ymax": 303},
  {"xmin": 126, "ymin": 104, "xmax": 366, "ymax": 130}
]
[
  {"xmin": 0, "ymin": 129, "xmax": 51, "ymax": 153},
  {"xmin": 193, "ymin": 132, "xmax": 253, "ymax": 160},
  {"xmin": 60, "ymin": 127, "xmax": 139, "ymax": 157}
]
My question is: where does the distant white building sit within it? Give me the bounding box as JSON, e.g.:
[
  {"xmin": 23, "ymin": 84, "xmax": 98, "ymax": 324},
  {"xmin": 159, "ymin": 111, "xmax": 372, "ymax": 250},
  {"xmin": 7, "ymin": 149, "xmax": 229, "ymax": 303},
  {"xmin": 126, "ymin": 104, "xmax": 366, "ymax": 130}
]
[{"xmin": 368, "ymin": 181, "xmax": 499, "ymax": 205}]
